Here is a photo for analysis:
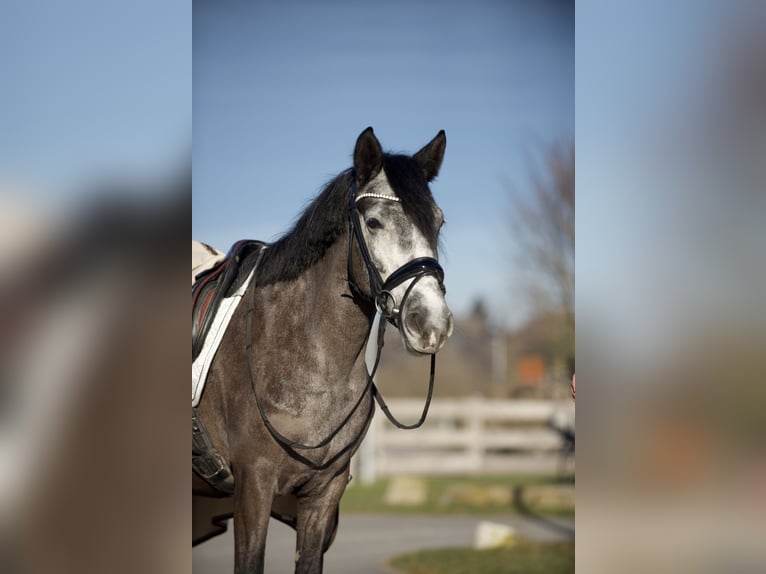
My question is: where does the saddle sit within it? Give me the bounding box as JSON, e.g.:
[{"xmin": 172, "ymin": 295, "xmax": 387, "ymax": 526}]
[{"xmin": 192, "ymin": 239, "xmax": 266, "ymax": 361}]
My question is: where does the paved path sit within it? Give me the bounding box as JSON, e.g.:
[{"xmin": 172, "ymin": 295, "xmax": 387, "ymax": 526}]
[{"xmin": 192, "ymin": 514, "xmax": 574, "ymax": 573}]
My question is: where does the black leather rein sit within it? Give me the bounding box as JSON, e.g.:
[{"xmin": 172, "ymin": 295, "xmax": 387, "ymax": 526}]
[
  {"xmin": 347, "ymin": 181, "xmax": 445, "ymax": 430},
  {"xmin": 246, "ymin": 179, "xmax": 445, "ymax": 468}
]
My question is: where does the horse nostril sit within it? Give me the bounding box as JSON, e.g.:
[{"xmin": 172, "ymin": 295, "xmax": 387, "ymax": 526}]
[{"xmin": 405, "ymin": 311, "xmax": 423, "ymax": 335}]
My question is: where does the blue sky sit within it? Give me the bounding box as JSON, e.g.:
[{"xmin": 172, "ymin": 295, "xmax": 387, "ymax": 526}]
[
  {"xmin": 0, "ymin": 0, "xmax": 190, "ymax": 195},
  {"xmin": 194, "ymin": 0, "xmax": 573, "ymax": 327}
]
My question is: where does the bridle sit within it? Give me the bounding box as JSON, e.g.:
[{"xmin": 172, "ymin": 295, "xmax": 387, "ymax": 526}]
[
  {"xmin": 347, "ymin": 179, "xmax": 445, "ymax": 427},
  {"xmin": 246, "ymin": 177, "xmax": 446, "ymax": 469},
  {"xmin": 347, "ymin": 182, "xmax": 445, "ymax": 329}
]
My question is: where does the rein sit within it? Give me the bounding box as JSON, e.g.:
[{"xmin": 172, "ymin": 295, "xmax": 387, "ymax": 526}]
[
  {"xmin": 246, "ymin": 178, "xmax": 445, "ymax": 467},
  {"xmin": 347, "ymin": 180, "xmax": 444, "ymax": 429}
]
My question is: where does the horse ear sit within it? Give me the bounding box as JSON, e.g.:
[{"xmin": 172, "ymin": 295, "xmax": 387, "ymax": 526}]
[
  {"xmin": 354, "ymin": 127, "xmax": 383, "ymax": 186},
  {"xmin": 414, "ymin": 130, "xmax": 446, "ymax": 182}
]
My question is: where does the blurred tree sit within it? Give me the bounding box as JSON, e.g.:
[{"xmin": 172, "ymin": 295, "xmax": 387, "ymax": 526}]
[
  {"xmin": 470, "ymin": 297, "xmax": 489, "ymax": 324},
  {"xmin": 508, "ymin": 142, "xmax": 575, "ymax": 373}
]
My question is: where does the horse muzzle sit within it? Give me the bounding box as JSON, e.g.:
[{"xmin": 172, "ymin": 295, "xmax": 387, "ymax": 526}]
[{"xmin": 399, "ymin": 289, "xmax": 454, "ymax": 355}]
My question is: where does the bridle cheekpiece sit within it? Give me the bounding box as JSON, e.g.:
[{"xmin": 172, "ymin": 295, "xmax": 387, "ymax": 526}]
[{"xmin": 344, "ymin": 177, "xmax": 444, "ymax": 431}]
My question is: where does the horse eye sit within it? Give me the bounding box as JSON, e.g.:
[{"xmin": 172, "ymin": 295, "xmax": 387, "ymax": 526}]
[{"xmin": 365, "ymin": 217, "xmax": 383, "ymax": 230}]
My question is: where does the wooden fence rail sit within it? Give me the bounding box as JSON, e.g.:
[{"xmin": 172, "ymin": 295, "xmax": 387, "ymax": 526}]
[{"xmin": 351, "ymin": 398, "xmax": 575, "ymax": 482}]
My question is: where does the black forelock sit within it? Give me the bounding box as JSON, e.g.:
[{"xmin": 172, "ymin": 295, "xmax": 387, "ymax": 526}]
[{"xmin": 381, "ymin": 154, "xmax": 439, "ymax": 246}]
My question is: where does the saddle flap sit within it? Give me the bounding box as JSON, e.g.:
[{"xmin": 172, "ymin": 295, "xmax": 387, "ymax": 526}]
[{"xmin": 192, "ymin": 240, "xmax": 266, "ymax": 361}]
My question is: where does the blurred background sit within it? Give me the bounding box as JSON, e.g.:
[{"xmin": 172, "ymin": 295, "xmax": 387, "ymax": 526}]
[
  {"xmin": 1, "ymin": 2, "xmax": 190, "ymax": 573},
  {"xmin": 577, "ymin": 1, "xmax": 766, "ymax": 572}
]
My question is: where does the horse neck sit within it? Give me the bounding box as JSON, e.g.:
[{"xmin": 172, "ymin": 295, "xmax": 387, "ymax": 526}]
[{"xmin": 263, "ymin": 232, "xmax": 374, "ymax": 374}]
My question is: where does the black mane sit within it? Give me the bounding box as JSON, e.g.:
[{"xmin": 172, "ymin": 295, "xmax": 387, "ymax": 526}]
[{"xmin": 254, "ymin": 154, "xmax": 439, "ymax": 286}]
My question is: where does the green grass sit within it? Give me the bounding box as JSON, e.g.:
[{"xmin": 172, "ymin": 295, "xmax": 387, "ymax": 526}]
[
  {"xmin": 340, "ymin": 474, "xmax": 574, "ymax": 516},
  {"xmin": 389, "ymin": 539, "xmax": 575, "ymax": 574}
]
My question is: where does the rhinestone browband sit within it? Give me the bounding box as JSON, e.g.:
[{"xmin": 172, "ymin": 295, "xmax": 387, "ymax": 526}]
[{"xmin": 355, "ymin": 192, "xmax": 401, "ymax": 203}]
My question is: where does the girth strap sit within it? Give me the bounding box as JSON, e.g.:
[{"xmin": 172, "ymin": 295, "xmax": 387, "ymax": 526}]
[{"xmin": 192, "ymin": 407, "xmax": 235, "ymax": 494}]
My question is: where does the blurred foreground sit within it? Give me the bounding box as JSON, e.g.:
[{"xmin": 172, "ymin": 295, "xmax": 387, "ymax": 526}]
[
  {"xmin": 0, "ymin": 178, "xmax": 189, "ymax": 574},
  {"xmin": 577, "ymin": 2, "xmax": 766, "ymax": 572}
]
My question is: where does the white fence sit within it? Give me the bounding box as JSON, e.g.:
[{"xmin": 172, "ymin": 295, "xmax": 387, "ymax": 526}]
[{"xmin": 351, "ymin": 398, "xmax": 575, "ymax": 482}]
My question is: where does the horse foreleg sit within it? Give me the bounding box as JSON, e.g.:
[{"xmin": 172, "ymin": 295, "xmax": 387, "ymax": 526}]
[
  {"xmin": 293, "ymin": 471, "xmax": 349, "ymax": 574},
  {"xmin": 233, "ymin": 466, "xmax": 274, "ymax": 574}
]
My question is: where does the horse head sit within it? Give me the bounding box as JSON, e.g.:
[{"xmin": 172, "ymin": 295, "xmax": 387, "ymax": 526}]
[{"xmin": 351, "ymin": 127, "xmax": 453, "ymax": 355}]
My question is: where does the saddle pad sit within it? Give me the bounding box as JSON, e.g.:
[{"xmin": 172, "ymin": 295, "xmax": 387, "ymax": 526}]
[
  {"xmin": 192, "ymin": 240, "xmax": 225, "ymax": 285},
  {"xmin": 192, "ymin": 266, "xmax": 255, "ymax": 406}
]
